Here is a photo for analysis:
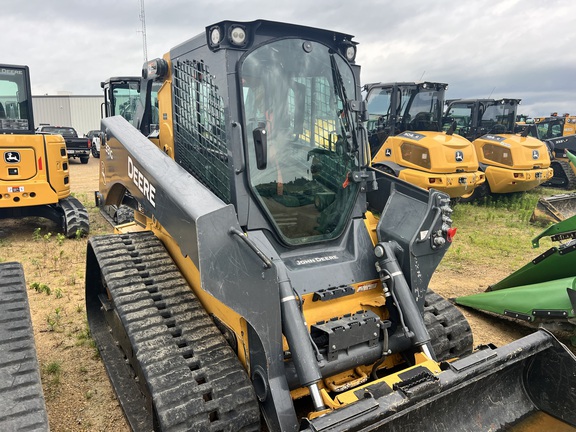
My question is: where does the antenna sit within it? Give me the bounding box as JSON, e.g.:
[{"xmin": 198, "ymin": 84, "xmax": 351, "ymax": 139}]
[
  {"xmin": 487, "ymin": 87, "xmax": 495, "ymax": 99},
  {"xmin": 139, "ymin": 0, "xmax": 148, "ymax": 62},
  {"xmin": 419, "ymin": 71, "xmax": 426, "ymax": 81}
]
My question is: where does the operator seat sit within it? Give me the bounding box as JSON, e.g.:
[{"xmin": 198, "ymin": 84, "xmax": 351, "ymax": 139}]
[{"xmin": 411, "ymin": 112, "xmax": 432, "ymax": 131}]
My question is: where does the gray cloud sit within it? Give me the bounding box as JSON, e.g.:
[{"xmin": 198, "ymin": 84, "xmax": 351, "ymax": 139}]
[{"xmin": 3, "ymin": 0, "xmax": 575, "ymax": 116}]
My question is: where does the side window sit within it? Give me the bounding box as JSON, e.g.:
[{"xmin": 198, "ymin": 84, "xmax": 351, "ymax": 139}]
[{"xmin": 173, "ymin": 59, "xmax": 230, "ymax": 203}]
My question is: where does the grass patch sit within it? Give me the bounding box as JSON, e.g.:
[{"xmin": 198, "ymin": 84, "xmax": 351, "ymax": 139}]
[{"xmin": 440, "ymin": 188, "xmax": 556, "ymax": 273}]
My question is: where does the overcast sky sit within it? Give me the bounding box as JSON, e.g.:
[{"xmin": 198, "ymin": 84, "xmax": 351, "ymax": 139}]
[{"xmin": 3, "ymin": 0, "xmax": 575, "ymax": 117}]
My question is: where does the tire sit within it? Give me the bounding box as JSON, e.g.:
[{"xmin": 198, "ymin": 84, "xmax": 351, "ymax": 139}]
[
  {"xmin": 373, "ymin": 163, "xmax": 397, "ymax": 177},
  {"xmin": 91, "ymin": 146, "xmax": 100, "ymax": 158},
  {"xmin": 457, "ymin": 181, "xmax": 489, "ymax": 203}
]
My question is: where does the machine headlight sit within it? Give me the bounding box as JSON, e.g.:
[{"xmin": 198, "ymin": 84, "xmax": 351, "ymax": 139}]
[
  {"xmin": 209, "ymin": 26, "xmax": 222, "ymax": 46},
  {"xmin": 345, "ymin": 45, "xmax": 356, "ymax": 62},
  {"xmin": 229, "ymin": 26, "xmax": 247, "ymax": 46}
]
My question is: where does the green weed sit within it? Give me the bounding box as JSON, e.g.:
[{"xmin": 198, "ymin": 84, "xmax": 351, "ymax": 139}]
[
  {"xmin": 30, "ymin": 282, "xmax": 51, "ymax": 295},
  {"xmin": 42, "ymin": 361, "xmax": 62, "ymax": 388},
  {"xmin": 55, "ymin": 233, "xmax": 66, "ymax": 246},
  {"xmin": 46, "ymin": 307, "xmax": 62, "ymax": 331}
]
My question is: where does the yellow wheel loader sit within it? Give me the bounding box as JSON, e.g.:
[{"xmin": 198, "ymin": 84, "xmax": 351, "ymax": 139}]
[
  {"xmin": 365, "ymin": 82, "xmax": 484, "ymax": 199},
  {"xmin": 444, "ymin": 98, "xmax": 553, "ymax": 202},
  {"xmin": 86, "ymin": 21, "xmax": 576, "ymax": 431},
  {"xmin": 0, "ymin": 64, "xmax": 89, "ymax": 237}
]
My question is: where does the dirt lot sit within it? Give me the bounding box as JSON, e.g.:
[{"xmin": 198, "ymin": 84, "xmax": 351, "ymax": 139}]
[
  {"xmin": 0, "ymin": 156, "xmax": 561, "ymax": 431},
  {"xmin": 0, "ymin": 156, "xmax": 128, "ymax": 431}
]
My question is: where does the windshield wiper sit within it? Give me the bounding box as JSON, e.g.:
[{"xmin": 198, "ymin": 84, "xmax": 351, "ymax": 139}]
[{"xmin": 329, "ymin": 53, "xmax": 358, "ymax": 154}]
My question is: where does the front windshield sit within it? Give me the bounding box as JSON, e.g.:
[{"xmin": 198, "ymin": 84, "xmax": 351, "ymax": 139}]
[
  {"xmin": 366, "ymin": 87, "xmax": 394, "ymax": 154},
  {"xmin": 40, "ymin": 126, "xmax": 75, "ymax": 136},
  {"xmin": 0, "ymin": 66, "xmax": 31, "ymax": 131},
  {"xmin": 404, "ymin": 87, "xmax": 442, "ymax": 132},
  {"xmin": 482, "ymin": 102, "xmax": 516, "ymax": 133},
  {"xmin": 445, "ymin": 103, "xmax": 473, "ymax": 134},
  {"xmin": 366, "ymin": 88, "xmax": 393, "ymax": 128},
  {"xmin": 111, "ymin": 80, "xmax": 141, "ymax": 124},
  {"xmin": 241, "ymin": 38, "xmax": 360, "ymax": 245},
  {"xmin": 536, "ymin": 119, "xmax": 564, "ymax": 139}
]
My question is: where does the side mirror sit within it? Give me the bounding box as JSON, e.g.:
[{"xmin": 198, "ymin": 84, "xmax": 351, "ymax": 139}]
[{"xmin": 253, "ymin": 124, "xmax": 268, "ymax": 170}]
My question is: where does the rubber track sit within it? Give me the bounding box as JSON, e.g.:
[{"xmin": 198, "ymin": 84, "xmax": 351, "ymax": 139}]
[
  {"xmin": 59, "ymin": 196, "xmax": 90, "ymax": 238},
  {"xmin": 545, "ymin": 160, "xmax": 576, "ymax": 190},
  {"xmin": 0, "ymin": 262, "xmax": 49, "ymax": 432},
  {"xmin": 424, "ymin": 290, "xmax": 473, "ymax": 361},
  {"xmin": 113, "ymin": 205, "xmax": 134, "ymax": 225},
  {"xmin": 88, "ymin": 232, "xmax": 260, "ymax": 432}
]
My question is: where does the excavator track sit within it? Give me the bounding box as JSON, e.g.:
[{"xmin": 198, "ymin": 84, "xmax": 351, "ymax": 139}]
[
  {"xmin": 0, "ymin": 262, "xmax": 49, "ymax": 432},
  {"xmin": 424, "ymin": 290, "xmax": 473, "ymax": 361},
  {"xmin": 86, "ymin": 231, "xmax": 260, "ymax": 432},
  {"xmin": 58, "ymin": 196, "xmax": 90, "ymax": 238}
]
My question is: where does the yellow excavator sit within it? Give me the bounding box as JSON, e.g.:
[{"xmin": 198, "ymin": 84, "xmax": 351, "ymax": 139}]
[
  {"xmin": 444, "ymin": 98, "xmax": 553, "ymax": 202},
  {"xmin": 86, "ymin": 20, "xmax": 576, "ymax": 431},
  {"xmin": 365, "ymin": 82, "xmax": 484, "ymax": 199},
  {"xmin": 0, "ymin": 63, "xmax": 89, "ymax": 237}
]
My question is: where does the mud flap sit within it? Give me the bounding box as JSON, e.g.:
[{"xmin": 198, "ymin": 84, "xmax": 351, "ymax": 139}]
[{"xmin": 301, "ymin": 330, "xmax": 576, "ymax": 431}]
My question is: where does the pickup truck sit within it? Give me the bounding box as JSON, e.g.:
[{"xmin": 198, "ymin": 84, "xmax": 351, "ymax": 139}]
[
  {"xmin": 36, "ymin": 126, "xmax": 91, "ymax": 163},
  {"xmin": 86, "ymin": 129, "xmax": 103, "ymax": 158}
]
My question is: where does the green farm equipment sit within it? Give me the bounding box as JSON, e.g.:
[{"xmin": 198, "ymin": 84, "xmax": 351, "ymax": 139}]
[{"xmin": 455, "ymin": 215, "xmax": 576, "ymax": 345}]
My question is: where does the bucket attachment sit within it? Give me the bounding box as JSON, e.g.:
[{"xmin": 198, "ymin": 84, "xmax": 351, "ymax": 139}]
[
  {"xmin": 532, "ymin": 193, "xmax": 576, "ymax": 223},
  {"xmin": 533, "ymin": 151, "xmax": 576, "ymax": 223},
  {"xmin": 455, "ymin": 216, "xmax": 576, "ymax": 342},
  {"xmin": 302, "ymin": 330, "xmax": 576, "ymax": 431}
]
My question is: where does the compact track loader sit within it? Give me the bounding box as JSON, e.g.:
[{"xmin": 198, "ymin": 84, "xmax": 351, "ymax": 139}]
[
  {"xmin": 86, "ymin": 20, "xmax": 576, "ymax": 431},
  {"xmin": 518, "ymin": 113, "xmax": 576, "ymax": 189},
  {"xmin": 0, "ymin": 262, "xmax": 49, "ymax": 431},
  {"xmin": 444, "ymin": 98, "xmax": 553, "ymax": 202},
  {"xmin": 365, "ymin": 82, "xmax": 484, "ymax": 199},
  {"xmin": 0, "ymin": 64, "xmax": 89, "ymax": 237},
  {"xmin": 95, "ymin": 76, "xmax": 160, "ymax": 225}
]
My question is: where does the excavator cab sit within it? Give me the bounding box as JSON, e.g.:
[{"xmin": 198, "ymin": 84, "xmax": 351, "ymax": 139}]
[{"xmin": 86, "ymin": 20, "xmax": 576, "ymax": 431}]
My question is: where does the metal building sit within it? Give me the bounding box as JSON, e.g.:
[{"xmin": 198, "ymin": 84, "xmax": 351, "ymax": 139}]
[{"xmin": 32, "ymin": 95, "xmax": 102, "ymax": 137}]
